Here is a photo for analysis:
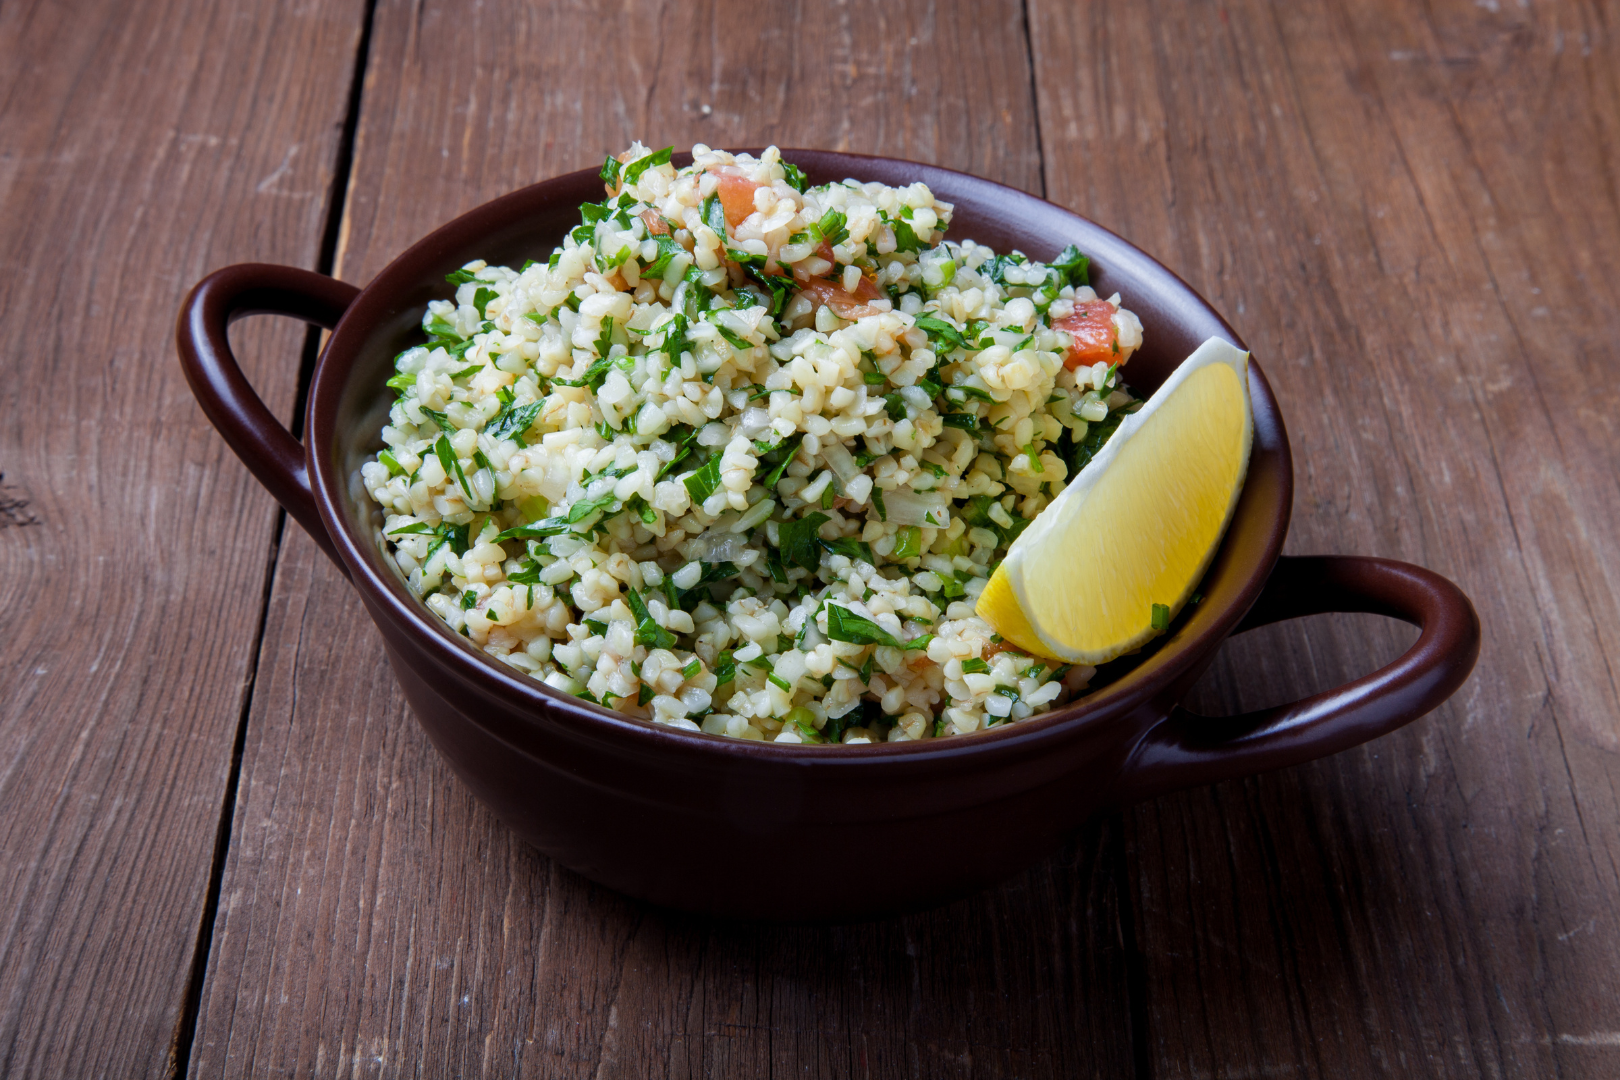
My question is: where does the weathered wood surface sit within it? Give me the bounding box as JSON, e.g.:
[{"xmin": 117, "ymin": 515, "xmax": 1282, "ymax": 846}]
[
  {"xmin": 0, "ymin": 0, "xmax": 367, "ymax": 1075},
  {"xmin": 1033, "ymin": 0, "xmax": 1620, "ymax": 1075},
  {"xmin": 3, "ymin": 0, "xmax": 1617, "ymax": 1075},
  {"xmin": 188, "ymin": 2, "xmax": 1147, "ymax": 1076}
]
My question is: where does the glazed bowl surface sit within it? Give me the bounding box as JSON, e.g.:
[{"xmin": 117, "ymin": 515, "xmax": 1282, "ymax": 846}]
[{"xmin": 178, "ymin": 151, "xmax": 1479, "ymax": 917}]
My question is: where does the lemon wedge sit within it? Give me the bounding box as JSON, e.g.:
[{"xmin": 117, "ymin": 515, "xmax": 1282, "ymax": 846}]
[{"xmin": 977, "ymin": 337, "xmax": 1253, "ymax": 664}]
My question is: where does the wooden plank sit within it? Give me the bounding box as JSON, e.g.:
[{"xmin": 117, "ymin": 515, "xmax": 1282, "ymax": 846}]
[
  {"xmin": 0, "ymin": 0, "xmax": 369, "ymax": 1074},
  {"xmin": 1030, "ymin": 0, "xmax": 1620, "ymax": 1075},
  {"xmin": 188, "ymin": 1, "xmax": 1143, "ymax": 1077}
]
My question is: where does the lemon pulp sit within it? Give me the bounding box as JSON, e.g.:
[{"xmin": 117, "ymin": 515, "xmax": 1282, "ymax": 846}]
[{"xmin": 976, "ymin": 338, "xmax": 1253, "ymax": 664}]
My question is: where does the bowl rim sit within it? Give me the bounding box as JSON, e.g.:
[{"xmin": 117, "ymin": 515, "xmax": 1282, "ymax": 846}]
[{"xmin": 307, "ymin": 148, "xmax": 1293, "ymax": 764}]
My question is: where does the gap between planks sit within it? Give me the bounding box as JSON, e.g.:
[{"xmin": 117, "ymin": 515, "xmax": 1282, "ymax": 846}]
[{"xmin": 165, "ymin": 1, "xmax": 381, "ymax": 1075}]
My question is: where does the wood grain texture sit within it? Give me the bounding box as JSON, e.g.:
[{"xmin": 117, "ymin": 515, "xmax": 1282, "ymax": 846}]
[
  {"xmin": 0, "ymin": 0, "xmax": 366, "ymax": 1074},
  {"xmin": 1030, "ymin": 0, "xmax": 1620, "ymax": 1075},
  {"xmin": 194, "ymin": 535, "xmax": 1134, "ymax": 1078},
  {"xmin": 190, "ymin": 1, "xmax": 1141, "ymax": 1077}
]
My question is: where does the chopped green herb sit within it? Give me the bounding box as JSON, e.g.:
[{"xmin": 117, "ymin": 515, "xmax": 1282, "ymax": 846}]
[
  {"xmin": 862, "ymin": 370, "xmax": 887, "ymax": 385},
  {"xmin": 485, "ymin": 399, "xmax": 543, "ymax": 443},
  {"xmin": 815, "ymin": 208, "xmax": 848, "ymax": 245},
  {"xmin": 702, "ymin": 193, "xmax": 728, "ymax": 237},
  {"xmin": 891, "ymin": 216, "xmax": 921, "ymax": 252},
  {"xmin": 494, "ymin": 518, "xmax": 570, "ymax": 542},
  {"xmin": 566, "ymin": 493, "xmax": 620, "ymax": 524},
  {"xmin": 891, "ymin": 526, "xmax": 922, "ymax": 559},
  {"xmin": 600, "ymin": 154, "xmax": 623, "ymax": 187},
  {"xmin": 945, "ymin": 384, "xmax": 996, "ymax": 405},
  {"xmin": 711, "ymin": 320, "xmax": 753, "ymax": 353},
  {"xmin": 825, "ymin": 605, "xmax": 896, "ymax": 647},
  {"xmin": 788, "ymin": 708, "xmax": 824, "ymax": 743},
  {"xmin": 683, "ymin": 455, "xmax": 722, "ymax": 504},
  {"xmin": 940, "ymin": 412, "xmax": 980, "ymax": 431},
  {"xmin": 778, "ymin": 512, "xmax": 829, "ymax": 572},
  {"xmin": 378, "ymin": 449, "xmax": 407, "ymax": 477},
  {"xmin": 622, "ymin": 145, "xmax": 673, "ymax": 185},
  {"xmin": 821, "ymin": 536, "xmax": 875, "ymax": 565},
  {"xmin": 871, "ymin": 487, "xmax": 887, "ymax": 522},
  {"xmin": 626, "ymin": 589, "xmax": 678, "ymax": 650},
  {"xmin": 644, "ymin": 233, "xmax": 685, "ymax": 277},
  {"xmin": 1051, "ymin": 244, "xmax": 1091, "ymax": 286},
  {"xmin": 637, "ymin": 684, "xmax": 655, "ymax": 706},
  {"xmin": 551, "ymin": 353, "xmax": 616, "ymax": 391},
  {"xmin": 821, "ymin": 712, "xmax": 850, "ymax": 744},
  {"xmin": 713, "ymin": 651, "xmax": 737, "ymax": 687},
  {"xmin": 681, "ymin": 658, "xmax": 702, "ymax": 680},
  {"xmin": 594, "ymin": 315, "xmax": 617, "ymax": 360},
  {"xmin": 460, "ymin": 592, "xmax": 478, "ymax": 611},
  {"xmin": 914, "ymin": 314, "xmax": 969, "ymax": 352},
  {"xmin": 472, "ymin": 287, "xmax": 495, "ymax": 319},
  {"xmin": 585, "ymin": 618, "xmax": 609, "ymax": 636},
  {"xmin": 445, "ymin": 269, "xmax": 478, "ymax": 286},
  {"xmin": 655, "ymin": 424, "xmax": 700, "ymax": 479},
  {"xmin": 767, "ymin": 672, "xmax": 792, "ymax": 693},
  {"xmin": 961, "ymin": 658, "xmax": 990, "ymax": 675},
  {"xmin": 1151, "ymin": 603, "xmax": 1170, "ymax": 631},
  {"xmin": 823, "ymin": 605, "xmax": 931, "ymax": 650},
  {"xmin": 433, "ymin": 434, "xmax": 475, "ymax": 503},
  {"xmin": 961, "ymin": 494, "xmax": 1031, "ymax": 546},
  {"xmin": 761, "ymin": 433, "xmax": 806, "ymax": 495}
]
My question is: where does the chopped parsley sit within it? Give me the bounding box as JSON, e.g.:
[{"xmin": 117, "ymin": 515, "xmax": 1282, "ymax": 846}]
[
  {"xmin": 683, "ymin": 455, "xmax": 722, "ymax": 504},
  {"xmin": 626, "ymin": 589, "xmax": 678, "ymax": 650},
  {"xmin": 622, "ymin": 145, "xmax": 673, "ymax": 185},
  {"xmin": 823, "ymin": 605, "xmax": 931, "ymax": 650},
  {"xmin": 778, "ymin": 512, "xmax": 829, "ymax": 572}
]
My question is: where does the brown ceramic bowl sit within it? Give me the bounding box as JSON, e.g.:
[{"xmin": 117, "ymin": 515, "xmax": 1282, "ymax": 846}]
[{"xmin": 178, "ymin": 151, "xmax": 1479, "ymax": 919}]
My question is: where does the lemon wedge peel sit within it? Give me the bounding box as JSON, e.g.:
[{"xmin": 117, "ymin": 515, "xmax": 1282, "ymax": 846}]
[{"xmin": 977, "ymin": 337, "xmax": 1254, "ymax": 664}]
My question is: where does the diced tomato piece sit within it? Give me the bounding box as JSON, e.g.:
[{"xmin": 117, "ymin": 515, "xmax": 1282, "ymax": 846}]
[
  {"xmin": 712, "ymin": 168, "xmax": 760, "ymax": 227},
  {"xmin": 1052, "ymin": 300, "xmax": 1120, "ymax": 369},
  {"xmin": 640, "ymin": 208, "xmax": 670, "ymax": 236},
  {"xmin": 796, "ymin": 274, "xmax": 886, "ymax": 320}
]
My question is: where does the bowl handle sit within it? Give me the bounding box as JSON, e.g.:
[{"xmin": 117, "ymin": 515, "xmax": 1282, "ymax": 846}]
[
  {"xmin": 1112, "ymin": 555, "xmax": 1480, "ymax": 805},
  {"xmin": 176, "ymin": 263, "xmax": 360, "ymax": 574}
]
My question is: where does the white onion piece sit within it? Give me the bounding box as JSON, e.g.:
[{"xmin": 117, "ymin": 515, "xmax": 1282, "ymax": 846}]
[
  {"xmin": 820, "ymin": 438, "xmax": 860, "ymax": 482},
  {"xmin": 739, "ymin": 407, "xmax": 772, "ymax": 438},
  {"xmin": 880, "ymin": 489, "xmax": 950, "ymax": 528},
  {"xmin": 691, "ymin": 529, "xmax": 749, "ymax": 563}
]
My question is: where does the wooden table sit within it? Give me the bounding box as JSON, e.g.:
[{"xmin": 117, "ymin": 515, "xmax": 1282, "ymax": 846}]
[{"xmin": 4, "ymin": 0, "xmax": 1617, "ymax": 1075}]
